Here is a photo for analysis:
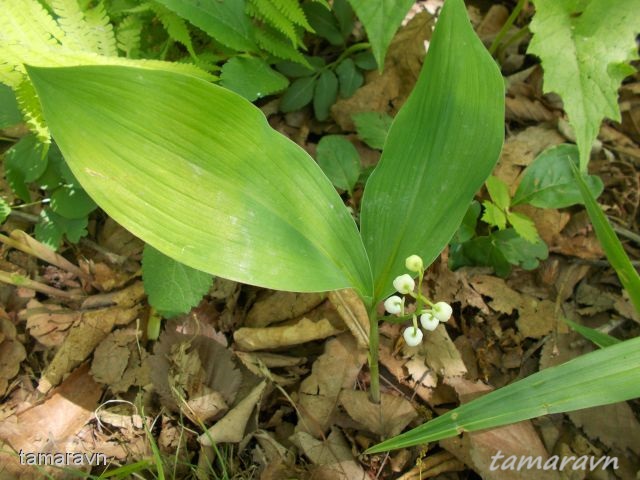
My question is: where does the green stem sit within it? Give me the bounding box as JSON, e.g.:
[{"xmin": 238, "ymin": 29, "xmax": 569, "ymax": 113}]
[
  {"xmin": 327, "ymin": 42, "xmax": 371, "ymax": 69},
  {"xmin": 368, "ymin": 304, "xmax": 381, "ymax": 404},
  {"xmin": 489, "ymin": 0, "xmax": 527, "ymax": 56}
]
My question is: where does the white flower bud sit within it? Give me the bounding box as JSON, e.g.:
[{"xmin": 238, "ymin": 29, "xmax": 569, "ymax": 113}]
[
  {"xmin": 403, "ymin": 326, "xmax": 423, "ymax": 347},
  {"xmin": 393, "ymin": 274, "xmax": 415, "ymax": 294},
  {"xmin": 433, "ymin": 302, "xmax": 452, "ymax": 322},
  {"xmin": 420, "ymin": 312, "xmax": 439, "ymax": 331},
  {"xmin": 405, "ymin": 254, "xmax": 424, "ymax": 272},
  {"xmin": 384, "ymin": 295, "xmax": 403, "ymax": 315}
]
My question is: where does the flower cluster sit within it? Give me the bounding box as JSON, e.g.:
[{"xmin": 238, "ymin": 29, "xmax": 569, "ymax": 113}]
[{"xmin": 383, "ymin": 255, "xmax": 452, "ymax": 347}]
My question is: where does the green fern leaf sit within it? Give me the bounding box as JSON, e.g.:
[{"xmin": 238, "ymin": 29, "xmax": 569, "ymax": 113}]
[
  {"xmin": 149, "ymin": 1, "xmax": 197, "ymax": 58},
  {"xmin": 272, "ymin": 0, "xmax": 313, "ymax": 31},
  {"xmin": 116, "ymin": 15, "xmax": 143, "ymax": 57},
  {"xmin": 247, "ymin": 0, "xmax": 300, "ymax": 47},
  {"xmin": 15, "ymin": 79, "xmax": 49, "ymax": 143},
  {"xmin": 83, "ymin": 2, "xmax": 118, "ymax": 56},
  {"xmin": 254, "ymin": 25, "xmax": 309, "ymax": 65},
  {"xmin": 50, "ymin": 0, "xmax": 100, "ymax": 52}
]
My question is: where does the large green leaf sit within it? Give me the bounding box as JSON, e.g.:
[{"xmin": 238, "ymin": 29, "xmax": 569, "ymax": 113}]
[
  {"xmin": 528, "ymin": 0, "xmax": 638, "ymax": 170},
  {"xmin": 154, "ymin": 0, "xmax": 257, "ymax": 53},
  {"xmin": 360, "ymin": 0, "xmax": 504, "ymax": 301},
  {"xmin": 28, "ymin": 65, "xmax": 372, "ymax": 297},
  {"xmin": 367, "ymin": 335, "xmax": 640, "ymax": 452},
  {"xmin": 346, "ymin": 0, "xmax": 414, "ymax": 69}
]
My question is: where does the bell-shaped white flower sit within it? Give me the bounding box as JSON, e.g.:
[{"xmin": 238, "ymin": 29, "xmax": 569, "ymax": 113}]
[
  {"xmin": 405, "ymin": 254, "xmax": 424, "ymax": 273},
  {"xmin": 433, "ymin": 302, "xmax": 452, "ymax": 322},
  {"xmin": 384, "ymin": 295, "xmax": 403, "ymax": 315},
  {"xmin": 393, "ymin": 274, "xmax": 415, "ymax": 294},
  {"xmin": 420, "ymin": 312, "xmax": 439, "ymax": 331},
  {"xmin": 403, "ymin": 326, "xmax": 423, "ymax": 347}
]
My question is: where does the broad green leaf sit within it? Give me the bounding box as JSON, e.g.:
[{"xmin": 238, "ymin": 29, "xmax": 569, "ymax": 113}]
[
  {"xmin": 303, "ymin": 2, "xmax": 344, "ymax": 46},
  {"xmin": 0, "ymin": 84, "xmax": 21, "ymax": 128},
  {"xmin": 512, "ymin": 144, "xmax": 604, "ymax": 208},
  {"xmin": 154, "ymin": 0, "xmax": 257, "ymax": 53},
  {"xmin": 493, "ymin": 228, "xmax": 548, "ymax": 270},
  {"xmin": 451, "ymin": 235, "xmax": 512, "ymax": 278},
  {"xmin": 528, "ymin": 0, "xmax": 638, "ymax": 170},
  {"xmin": 34, "ymin": 208, "xmax": 88, "ymax": 249},
  {"xmin": 313, "ymin": 70, "xmax": 338, "ymax": 121},
  {"xmin": 28, "ymin": 65, "xmax": 372, "ymax": 297},
  {"xmin": 220, "ymin": 57, "xmax": 289, "ymax": 102},
  {"xmin": 353, "ymin": 51, "xmax": 377, "ymax": 70},
  {"xmin": 361, "ymin": 0, "xmax": 504, "ymax": 301},
  {"xmin": 332, "ymin": 0, "xmax": 355, "ymax": 38},
  {"xmin": 336, "ymin": 59, "xmax": 363, "ymax": 98},
  {"xmin": 563, "ymin": 317, "xmax": 621, "ymax": 348},
  {"xmin": 4, "ymin": 134, "xmax": 48, "ymax": 202},
  {"xmin": 316, "ymin": 135, "xmax": 361, "ymax": 194},
  {"xmin": 346, "ymin": 0, "xmax": 414, "ymax": 69},
  {"xmin": 485, "ymin": 175, "xmax": 510, "ymax": 210},
  {"xmin": 367, "ymin": 335, "xmax": 640, "ymax": 452},
  {"xmin": 275, "ymin": 56, "xmax": 324, "ymax": 77},
  {"xmin": 50, "ymin": 185, "xmax": 97, "ymax": 219},
  {"xmin": 572, "ymin": 162, "xmax": 640, "ymax": 314},
  {"xmin": 352, "ymin": 111, "xmax": 392, "ymax": 150},
  {"xmin": 506, "ymin": 211, "xmax": 538, "ymax": 243},
  {"xmin": 0, "ymin": 197, "xmax": 10, "ymax": 224},
  {"xmin": 481, "ymin": 200, "xmax": 506, "ymax": 230},
  {"xmin": 142, "ymin": 244, "xmax": 214, "ymax": 317},
  {"xmin": 280, "ymin": 76, "xmax": 316, "ymax": 112}
]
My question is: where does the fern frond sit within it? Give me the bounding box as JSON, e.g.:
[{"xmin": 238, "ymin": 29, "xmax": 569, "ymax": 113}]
[
  {"xmin": 0, "ymin": 0, "xmax": 65, "ymax": 50},
  {"xmin": 272, "ymin": 0, "xmax": 312, "ymax": 31},
  {"xmin": 254, "ymin": 25, "xmax": 309, "ymax": 66},
  {"xmin": 15, "ymin": 79, "xmax": 49, "ymax": 143},
  {"xmin": 247, "ymin": 0, "xmax": 301, "ymax": 47},
  {"xmin": 50, "ymin": 0, "xmax": 97, "ymax": 52},
  {"xmin": 83, "ymin": 2, "xmax": 118, "ymax": 56},
  {"xmin": 115, "ymin": 15, "xmax": 142, "ymax": 57},
  {"xmin": 149, "ymin": 1, "xmax": 197, "ymax": 59}
]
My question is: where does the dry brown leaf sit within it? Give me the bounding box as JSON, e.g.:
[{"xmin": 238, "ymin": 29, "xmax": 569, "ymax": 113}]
[
  {"xmin": 0, "ymin": 313, "xmax": 26, "ymax": 396},
  {"xmin": 297, "ymin": 334, "xmax": 366, "ymax": 437},
  {"xmin": 24, "ymin": 300, "xmax": 79, "ymax": 347},
  {"xmin": 290, "ymin": 429, "xmax": 367, "ymax": 480},
  {"xmin": 338, "ymin": 389, "xmax": 417, "ymax": 438},
  {"xmin": 506, "ymin": 96, "xmax": 555, "ymax": 123},
  {"xmin": 396, "ymin": 451, "xmax": 466, "ymax": 480},
  {"xmin": 245, "ymin": 291, "xmax": 325, "ymax": 328},
  {"xmin": 0, "ymin": 363, "xmax": 103, "ymax": 479},
  {"xmin": 234, "ymin": 314, "xmax": 344, "ymax": 351},
  {"xmin": 198, "ymin": 380, "xmax": 267, "ymax": 445},
  {"xmin": 421, "ymin": 325, "xmax": 467, "ymax": 378},
  {"xmin": 328, "ymin": 289, "xmax": 370, "ymax": 348}
]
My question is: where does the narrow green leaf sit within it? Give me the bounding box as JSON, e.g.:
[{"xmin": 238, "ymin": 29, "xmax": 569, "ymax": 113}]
[
  {"xmin": 528, "ymin": 0, "xmax": 638, "ymax": 170},
  {"xmin": 142, "ymin": 244, "xmax": 214, "ymax": 317},
  {"xmin": 512, "ymin": 144, "xmax": 604, "ymax": 208},
  {"xmin": 352, "ymin": 111, "xmax": 392, "ymax": 150},
  {"xmin": 563, "ymin": 317, "xmax": 621, "ymax": 349},
  {"xmin": 280, "ymin": 76, "xmax": 316, "ymax": 112},
  {"xmin": 303, "ymin": 2, "xmax": 344, "ymax": 45},
  {"xmin": 506, "ymin": 211, "xmax": 538, "ymax": 243},
  {"xmin": 313, "ymin": 70, "xmax": 338, "ymax": 121},
  {"xmin": 361, "ymin": 0, "xmax": 504, "ymax": 301},
  {"xmin": 50, "ymin": 184, "xmax": 97, "ymax": 219},
  {"xmin": 336, "ymin": 58, "xmax": 363, "ymax": 98},
  {"xmin": 316, "ymin": 135, "xmax": 361, "ymax": 194},
  {"xmin": 367, "ymin": 335, "xmax": 640, "ymax": 452},
  {"xmin": 572, "ymin": 162, "xmax": 640, "ymax": 314},
  {"xmin": 346, "ymin": 0, "xmax": 414, "ymax": 69},
  {"xmin": 220, "ymin": 57, "xmax": 289, "ymax": 102},
  {"xmin": 0, "ymin": 197, "xmax": 11, "ymax": 224},
  {"xmin": 485, "ymin": 175, "xmax": 510, "ymax": 210},
  {"xmin": 481, "ymin": 201, "xmax": 506, "ymax": 230},
  {"xmin": 154, "ymin": 0, "xmax": 257, "ymax": 52},
  {"xmin": 28, "ymin": 65, "xmax": 372, "ymax": 297}
]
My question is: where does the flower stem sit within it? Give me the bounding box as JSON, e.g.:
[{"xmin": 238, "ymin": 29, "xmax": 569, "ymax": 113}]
[{"xmin": 368, "ymin": 305, "xmax": 381, "ymax": 404}]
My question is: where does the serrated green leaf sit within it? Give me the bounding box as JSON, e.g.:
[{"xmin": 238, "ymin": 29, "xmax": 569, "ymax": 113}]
[
  {"xmin": 493, "ymin": 228, "xmax": 548, "ymax": 271},
  {"xmin": 360, "ymin": 0, "xmax": 504, "ymax": 301},
  {"xmin": 150, "ymin": 1, "xmax": 197, "ymax": 58},
  {"xmin": 485, "ymin": 175, "xmax": 510, "ymax": 210},
  {"xmin": 34, "ymin": 208, "xmax": 88, "ymax": 249},
  {"xmin": 142, "ymin": 244, "xmax": 214, "ymax": 317},
  {"xmin": 347, "ymin": 0, "xmax": 414, "ymax": 69},
  {"xmin": 353, "ymin": 50, "xmax": 377, "ymax": 70},
  {"xmin": 316, "ymin": 135, "xmax": 361, "ymax": 194},
  {"xmin": 313, "ymin": 70, "xmax": 338, "ymax": 121},
  {"xmin": 28, "ymin": 65, "xmax": 372, "ymax": 297},
  {"xmin": 367, "ymin": 335, "xmax": 640, "ymax": 452},
  {"xmin": 4, "ymin": 134, "xmax": 48, "ymax": 202},
  {"xmin": 303, "ymin": 1, "xmax": 344, "ymax": 45},
  {"xmin": 481, "ymin": 200, "xmax": 506, "ymax": 230},
  {"xmin": 352, "ymin": 111, "xmax": 392, "ymax": 150},
  {"xmin": 336, "ymin": 58, "xmax": 363, "ymax": 98},
  {"xmin": 154, "ymin": 0, "xmax": 257, "ymax": 52},
  {"xmin": 512, "ymin": 144, "xmax": 604, "ymax": 208},
  {"xmin": 528, "ymin": 0, "xmax": 639, "ymax": 170},
  {"xmin": 220, "ymin": 57, "xmax": 289, "ymax": 102},
  {"xmin": 0, "ymin": 84, "xmax": 22, "ymax": 128},
  {"xmin": 0, "ymin": 198, "xmax": 11, "ymax": 224},
  {"xmin": 506, "ymin": 211, "xmax": 539, "ymax": 243},
  {"xmin": 280, "ymin": 75, "xmax": 316, "ymax": 112},
  {"xmin": 50, "ymin": 184, "xmax": 97, "ymax": 219}
]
